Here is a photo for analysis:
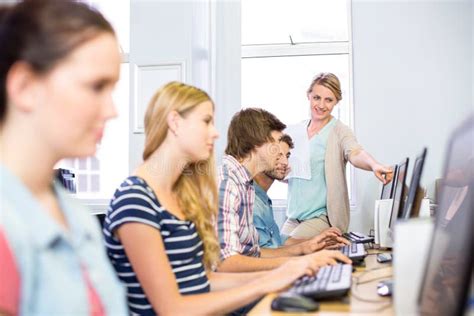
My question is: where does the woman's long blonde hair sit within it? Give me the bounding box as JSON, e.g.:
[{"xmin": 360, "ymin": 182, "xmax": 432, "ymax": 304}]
[{"xmin": 143, "ymin": 81, "xmax": 219, "ymax": 270}]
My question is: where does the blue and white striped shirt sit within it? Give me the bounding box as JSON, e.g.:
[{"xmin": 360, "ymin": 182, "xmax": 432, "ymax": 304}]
[{"xmin": 103, "ymin": 176, "xmax": 210, "ymax": 315}]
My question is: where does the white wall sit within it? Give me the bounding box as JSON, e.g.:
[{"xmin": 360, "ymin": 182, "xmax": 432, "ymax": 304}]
[
  {"xmin": 129, "ymin": 0, "xmax": 239, "ymax": 171},
  {"xmin": 129, "ymin": 1, "xmax": 198, "ymax": 171},
  {"xmin": 212, "ymin": 1, "xmax": 241, "ymax": 164},
  {"xmin": 350, "ymin": 0, "xmax": 473, "ymax": 233}
]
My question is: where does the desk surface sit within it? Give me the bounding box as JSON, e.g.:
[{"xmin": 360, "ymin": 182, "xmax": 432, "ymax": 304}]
[{"xmin": 249, "ymin": 250, "xmax": 394, "ymax": 315}]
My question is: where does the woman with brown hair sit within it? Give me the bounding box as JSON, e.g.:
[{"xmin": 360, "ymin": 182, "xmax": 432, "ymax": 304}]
[
  {"xmin": 103, "ymin": 81, "xmax": 322, "ymax": 315},
  {"xmin": 0, "ymin": 1, "xmax": 127, "ymax": 315}
]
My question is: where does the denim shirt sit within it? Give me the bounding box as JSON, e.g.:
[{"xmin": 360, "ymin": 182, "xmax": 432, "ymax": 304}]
[
  {"xmin": 0, "ymin": 164, "xmax": 127, "ymax": 315},
  {"xmin": 253, "ymin": 184, "xmax": 283, "ymax": 248}
]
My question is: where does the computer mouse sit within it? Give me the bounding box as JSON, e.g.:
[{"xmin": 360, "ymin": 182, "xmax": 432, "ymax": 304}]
[
  {"xmin": 377, "ymin": 280, "xmax": 393, "ymax": 297},
  {"xmin": 271, "ymin": 292, "xmax": 320, "ymax": 312}
]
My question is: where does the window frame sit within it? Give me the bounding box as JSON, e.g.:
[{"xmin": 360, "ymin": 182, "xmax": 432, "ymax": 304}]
[
  {"xmin": 241, "ymin": 0, "xmax": 357, "ymax": 211},
  {"xmin": 73, "ymin": 54, "xmax": 130, "ymax": 211}
]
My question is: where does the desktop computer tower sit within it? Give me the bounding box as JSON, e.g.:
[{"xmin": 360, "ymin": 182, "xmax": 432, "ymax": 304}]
[{"xmin": 373, "ymin": 199, "xmax": 394, "ymax": 248}]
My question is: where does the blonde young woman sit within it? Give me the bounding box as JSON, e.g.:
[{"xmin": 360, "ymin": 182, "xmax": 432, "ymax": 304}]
[{"xmin": 103, "ymin": 82, "xmax": 323, "ymax": 315}]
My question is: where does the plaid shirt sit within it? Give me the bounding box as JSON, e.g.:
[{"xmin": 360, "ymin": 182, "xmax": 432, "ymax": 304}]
[{"xmin": 217, "ymin": 155, "xmax": 260, "ymax": 260}]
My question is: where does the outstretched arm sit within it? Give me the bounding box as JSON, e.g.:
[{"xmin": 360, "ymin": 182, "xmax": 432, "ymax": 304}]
[
  {"xmin": 261, "ymin": 228, "xmax": 349, "ymax": 257},
  {"xmin": 217, "ymin": 253, "xmax": 290, "ymax": 272},
  {"xmin": 208, "ymin": 271, "xmax": 266, "ymax": 291},
  {"xmin": 349, "ymin": 150, "xmax": 393, "ymax": 184},
  {"xmin": 216, "ymin": 249, "xmax": 351, "ymax": 274}
]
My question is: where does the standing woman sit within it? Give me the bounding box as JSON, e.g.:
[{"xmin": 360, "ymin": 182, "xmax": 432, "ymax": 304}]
[
  {"xmin": 103, "ymin": 82, "xmax": 319, "ymax": 315},
  {"xmin": 0, "ymin": 1, "xmax": 127, "ymax": 315},
  {"xmin": 282, "ymin": 73, "xmax": 393, "ymax": 241}
]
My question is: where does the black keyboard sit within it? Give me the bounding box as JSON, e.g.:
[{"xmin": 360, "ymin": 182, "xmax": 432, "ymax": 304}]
[
  {"xmin": 340, "ymin": 243, "xmax": 366, "ymax": 262},
  {"xmin": 343, "ymin": 231, "xmax": 374, "ymax": 244},
  {"xmin": 286, "ymin": 264, "xmax": 352, "ymax": 299}
]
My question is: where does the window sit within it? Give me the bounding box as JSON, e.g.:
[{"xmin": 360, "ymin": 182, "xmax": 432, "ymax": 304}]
[
  {"xmin": 241, "ymin": 0, "xmax": 355, "ymax": 205},
  {"xmin": 82, "ymin": 0, "xmax": 130, "ymax": 54},
  {"xmin": 58, "ymin": 1, "xmax": 130, "ymax": 203},
  {"xmin": 59, "ymin": 64, "xmax": 130, "ymax": 200}
]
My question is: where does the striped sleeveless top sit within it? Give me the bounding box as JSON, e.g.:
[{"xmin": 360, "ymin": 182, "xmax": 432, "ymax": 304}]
[{"xmin": 103, "ymin": 176, "xmax": 210, "ymax": 315}]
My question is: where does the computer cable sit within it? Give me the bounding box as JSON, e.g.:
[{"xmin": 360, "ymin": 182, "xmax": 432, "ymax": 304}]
[
  {"xmin": 365, "ymin": 252, "xmax": 386, "ymax": 256},
  {"xmin": 349, "ymin": 267, "xmax": 393, "ymax": 305},
  {"xmin": 350, "ymin": 275, "xmax": 392, "ymax": 305},
  {"xmin": 353, "ymin": 266, "xmax": 392, "ymax": 285}
]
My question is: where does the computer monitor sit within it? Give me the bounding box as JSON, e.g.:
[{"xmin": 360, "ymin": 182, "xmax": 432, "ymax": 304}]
[
  {"xmin": 418, "ymin": 116, "xmax": 474, "ymax": 316},
  {"xmin": 380, "ymin": 164, "xmax": 398, "ymax": 200},
  {"xmin": 400, "ymin": 148, "xmax": 428, "ymax": 219},
  {"xmin": 388, "ymin": 158, "xmax": 409, "ymax": 229}
]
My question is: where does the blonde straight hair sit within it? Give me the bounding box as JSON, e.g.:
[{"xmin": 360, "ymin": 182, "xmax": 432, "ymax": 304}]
[
  {"xmin": 307, "ymin": 72, "xmax": 342, "ymax": 101},
  {"xmin": 143, "ymin": 81, "xmax": 219, "ymax": 270}
]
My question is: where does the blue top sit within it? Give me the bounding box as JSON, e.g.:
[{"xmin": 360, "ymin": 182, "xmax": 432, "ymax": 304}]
[
  {"xmin": 287, "ymin": 118, "xmax": 336, "ymax": 221},
  {"xmin": 103, "ymin": 176, "xmax": 210, "ymax": 315},
  {"xmin": 0, "ymin": 164, "xmax": 128, "ymax": 315},
  {"xmin": 253, "ymin": 183, "xmax": 284, "ymax": 248}
]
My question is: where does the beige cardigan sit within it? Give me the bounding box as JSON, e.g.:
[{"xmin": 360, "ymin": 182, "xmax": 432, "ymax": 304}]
[{"xmin": 286, "ymin": 119, "xmax": 363, "ymax": 231}]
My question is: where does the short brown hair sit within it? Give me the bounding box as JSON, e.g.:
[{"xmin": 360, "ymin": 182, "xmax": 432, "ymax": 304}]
[
  {"xmin": 225, "ymin": 108, "xmax": 286, "ymax": 160},
  {"xmin": 280, "ymin": 134, "xmax": 294, "ymax": 149}
]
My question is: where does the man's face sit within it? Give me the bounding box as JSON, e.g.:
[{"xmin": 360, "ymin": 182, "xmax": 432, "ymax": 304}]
[
  {"xmin": 255, "ymin": 130, "xmax": 283, "ymax": 172},
  {"xmin": 264, "ymin": 141, "xmax": 291, "ymax": 180}
]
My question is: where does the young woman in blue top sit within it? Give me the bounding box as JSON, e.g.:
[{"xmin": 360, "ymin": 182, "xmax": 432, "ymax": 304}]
[
  {"xmin": 0, "ymin": 1, "xmax": 127, "ymax": 315},
  {"xmin": 104, "ymin": 81, "xmax": 326, "ymax": 315}
]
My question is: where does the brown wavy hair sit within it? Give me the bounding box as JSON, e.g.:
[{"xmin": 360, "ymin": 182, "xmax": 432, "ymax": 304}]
[
  {"xmin": 143, "ymin": 81, "xmax": 219, "ymax": 270},
  {"xmin": 225, "ymin": 108, "xmax": 286, "ymax": 160}
]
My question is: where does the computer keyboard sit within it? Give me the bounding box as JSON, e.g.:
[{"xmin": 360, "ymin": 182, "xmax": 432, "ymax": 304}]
[
  {"xmin": 340, "ymin": 243, "xmax": 366, "ymax": 262},
  {"xmin": 286, "ymin": 264, "xmax": 352, "ymax": 299},
  {"xmin": 343, "ymin": 231, "xmax": 374, "ymax": 244}
]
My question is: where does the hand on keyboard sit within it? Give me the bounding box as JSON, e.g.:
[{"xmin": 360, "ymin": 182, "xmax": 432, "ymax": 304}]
[
  {"xmin": 260, "ymin": 257, "xmax": 320, "ymax": 293},
  {"xmin": 320, "ymin": 228, "xmax": 351, "ymax": 248},
  {"xmin": 301, "ymin": 229, "xmax": 350, "ymax": 255},
  {"xmin": 303, "ymin": 250, "xmax": 352, "ymax": 271},
  {"xmin": 324, "ymin": 227, "xmax": 343, "ymax": 236},
  {"xmin": 288, "ymin": 264, "xmax": 353, "ymax": 299}
]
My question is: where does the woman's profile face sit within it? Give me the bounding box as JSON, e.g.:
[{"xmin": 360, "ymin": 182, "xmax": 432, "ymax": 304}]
[
  {"xmin": 307, "ymin": 84, "xmax": 338, "ymax": 122},
  {"xmin": 34, "ymin": 33, "xmax": 121, "ymax": 158},
  {"xmin": 177, "ymin": 100, "xmax": 219, "ymax": 162}
]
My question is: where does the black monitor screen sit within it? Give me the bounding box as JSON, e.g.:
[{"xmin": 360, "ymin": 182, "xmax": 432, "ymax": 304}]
[
  {"xmin": 401, "ymin": 148, "xmax": 427, "ymax": 219},
  {"xmin": 418, "ymin": 116, "xmax": 474, "ymax": 316},
  {"xmin": 380, "ymin": 164, "xmax": 398, "ymax": 200},
  {"xmin": 388, "ymin": 158, "xmax": 409, "ymax": 228}
]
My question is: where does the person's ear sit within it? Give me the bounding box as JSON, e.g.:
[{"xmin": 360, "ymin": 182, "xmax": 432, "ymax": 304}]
[
  {"xmin": 166, "ymin": 110, "xmax": 181, "ymax": 136},
  {"xmin": 6, "ymin": 61, "xmax": 41, "ymax": 114}
]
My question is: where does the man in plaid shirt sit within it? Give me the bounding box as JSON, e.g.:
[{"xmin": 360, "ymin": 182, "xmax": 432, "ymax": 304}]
[{"xmin": 216, "ymin": 108, "xmax": 350, "ymax": 272}]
